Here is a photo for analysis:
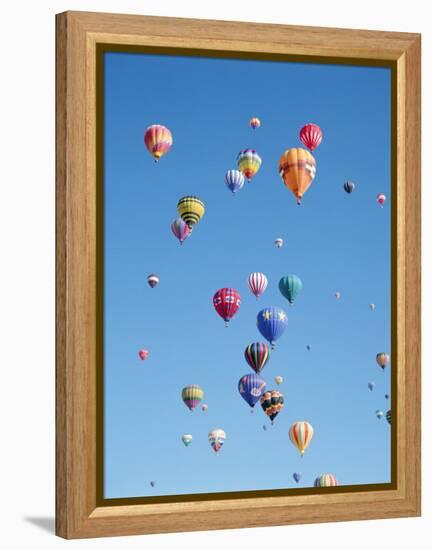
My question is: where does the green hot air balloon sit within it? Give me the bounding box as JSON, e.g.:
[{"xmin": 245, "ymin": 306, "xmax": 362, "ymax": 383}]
[{"xmin": 279, "ymin": 274, "xmax": 303, "ymax": 305}]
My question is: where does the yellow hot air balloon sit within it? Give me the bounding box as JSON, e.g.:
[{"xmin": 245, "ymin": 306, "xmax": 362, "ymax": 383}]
[
  {"xmin": 289, "ymin": 421, "xmax": 314, "ymax": 456},
  {"xmin": 177, "ymin": 196, "xmax": 205, "ymax": 229},
  {"xmin": 279, "ymin": 148, "xmax": 316, "ymax": 205}
]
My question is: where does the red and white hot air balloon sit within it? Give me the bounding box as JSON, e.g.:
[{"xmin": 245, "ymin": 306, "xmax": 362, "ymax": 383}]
[
  {"xmin": 138, "ymin": 349, "xmax": 149, "ymax": 361},
  {"xmin": 247, "ymin": 272, "xmax": 268, "ymax": 300},
  {"xmin": 213, "ymin": 288, "xmax": 241, "ymax": 327},
  {"xmin": 299, "ymin": 123, "xmax": 323, "ymax": 152},
  {"xmin": 377, "ymin": 193, "xmax": 386, "ymax": 207}
]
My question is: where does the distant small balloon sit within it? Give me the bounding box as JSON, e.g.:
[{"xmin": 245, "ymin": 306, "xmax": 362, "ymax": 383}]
[
  {"xmin": 376, "ymin": 410, "xmax": 384, "ymax": 419},
  {"xmin": 344, "ymin": 181, "xmax": 355, "ymax": 194},
  {"xmin": 386, "ymin": 410, "xmax": 391, "ymax": 424},
  {"xmin": 369, "ymin": 303, "xmax": 376, "ymax": 311},
  {"xmin": 335, "ymin": 291, "xmax": 341, "ymax": 300},
  {"xmin": 208, "ymin": 429, "xmax": 226, "ymax": 453},
  {"xmin": 275, "ymin": 238, "xmax": 284, "ymax": 249},
  {"xmin": 368, "ymin": 382, "xmax": 375, "ymax": 391},
  {"xmin": 314, "ymin": 474, "xmax": 338, "ymax": 487},
  {"xmin": 262, "ymin": 425, "xmax": 267, "ymax": 431},
  {"xmin": 385, "ymin": 394, "xmax": 390, "ymax": 400},
  {"xmin": 147, "ymin": 274, "xmax": 159, "ymax": 288},
  {"xmin": 201, "ymin": 403, "xmax": 208, "ymax": 412},
  {"xmin": 376, "ymin": 352, "xmax": 390, "ymax": 371},
  {"xmin": 182, "ymin": 434, "xmax": 193, "ymax": 447},
  {"xmin": 377, "ymin": 193, "xmax": 386, "ymax": 207},
  {"xmin": 225, "ymin": 169, "xmax": 245, "ymax": 194},
  {"xmin": 138, "ymin": 349, "xmax": 149, "ymax": 361},
  {"xmin": 249, "ymin": 117, "xmax": 261, "ymax": 129},
  {"xmin": 293, "ymin": 472, "xmax": 302, "ymax": 483},
  {"xmin": 306, "ymin": 345, "xmax": 311, "ymax": 351},
  {"xmin": 275, "ymin": 375, "xmax": 283, "ymax": 386},
  {"xmin": 150, "ymin": 481, "xmax": 155, "ymax": 487}
]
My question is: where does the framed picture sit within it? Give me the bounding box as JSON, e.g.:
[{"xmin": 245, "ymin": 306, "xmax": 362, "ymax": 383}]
[{"xmin": 56, "ymin": 11, "xmax": 421, "ymax": 539}]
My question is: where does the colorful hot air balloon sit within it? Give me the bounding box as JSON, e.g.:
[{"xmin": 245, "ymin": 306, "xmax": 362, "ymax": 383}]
[
  {"xmin": 275, "ymin": 376, "xmax": 283, "ymax": 386},
  {"xmin": 138, "ymin": 349, "xmax": 149, "ymax": 361},
  {"xmin": 208, "ymin": 429, "xmax": 226, "ymax": 453},
  {"xmin": 376, "ymin": 410, "xmax": 384, "ymax": 420},
  {"xmin": 344, "ymin": 181, "xmax": 355, "ymax": 194},
  {"xmin": 249, "ymin": 117, "xmax": 261, "ymax": 129},
  {"xmin": 171, "ymin": 218, "xmax": 191, "ymax": 245},
  {"xmin": 201, "ymin": 403, "xmax": 208, "ymax": 412},
  {"xmin": 279, "ymin": 274, "xmax": 303, "ymax": 305},
  {"xmin": 377, "ymin": 193, "xmax": 386, "ymax": 207},
  {"xmin": 386, "ymin": 410, "xmax": 391, "ymax": 424},
  {"xmin": 279, "ymin": 148, "xmax": 317, "ymax": 205},
  {"xmin": 238, "ymin": 373, "xmax": 267, "ymax": 408},
  {"xmin": 260, "ymin": 390, "xmax": 284, "ymax": 424},
  {"xmin": 182, "ymin": 434, "xmax": 193, "ymax": 447},
  {"xmin": 213, "ymin": 288, "xmax": 241, "ymax": 327},
  {"xmin": 376, "ymin": 352, "xmax": 390, "ymax": 371},
  {"xmin": 224, "ymin": 169, "xmax": 245, "ymax": 195},
  {"xmin": 368, "ymin": 381, "xmax": 375, "ymax": 391},
  {"xmin": 274, "ymin": 237, "xmax": 283, "ymax": 249},
  {"xmin": 293, "ymin": 472, "xmax": 302, "ymax": 483},
  {"xmin": 314, "ymin": 474, "xmax": 338, "ymax": 487},
  {"xmin": 256, "ymin": 307, "xmax": 288, "ymax": 349},
  {"xmin": 182, "ymin": 385, "xmax": 204, "ymax": 411},
  {"xmin": 299, "ymin": 123, "xmax": 323, "ymax": 152},
  {"xmin": 144, "ymin": 124, "xmax": 173, "ymax": 162},
  {"xmin": 147, "ymin": 274, "xmax": 159, "ymax": 288},
  {"xmin": 370, "ymin": 303, "xmax": 376, "ymax": 311},
  {"xmin": 335, "ymin": 291, "xmax": 341, "ymax": 300},
  {"xmin": 237, "ymin": 149, "xmax": 262, "ymax": 181},
  {"xmin": 244, "ymin": 342, "xmax": 270, "ymax": 374},
  {"xmin": 177, "ymin": 196, "xmax": 205, "ymax": 229},
  {"xmin": 248, "ymin": 272, "xmax": 268, "ymax": 299},
  {"xmin": 289, "ymin": 421, "xmax": 314, "ymax": 457}
]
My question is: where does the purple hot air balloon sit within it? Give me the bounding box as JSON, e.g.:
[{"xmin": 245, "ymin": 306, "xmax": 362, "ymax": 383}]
[
  {"xmin": 171, "ymin": 217, "xmax": 191, "ymax": 245},
  {"xmin": 238, "ymin": 373, "xmax": 267, "ymax": 408},
  {"xmin": 293, "ymin": 472, "xmax": 302, "ymax": 483}
]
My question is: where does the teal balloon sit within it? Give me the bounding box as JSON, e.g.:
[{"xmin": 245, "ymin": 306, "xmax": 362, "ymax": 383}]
[{"xmin": 278, "ymin": 275, "xmax": 303, "ymax": 304}]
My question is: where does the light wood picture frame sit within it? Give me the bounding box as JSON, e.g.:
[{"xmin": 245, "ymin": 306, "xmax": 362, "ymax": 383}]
[{"xmin": 56, "ymin": 10, "xmax": 421, "ymax": 539}]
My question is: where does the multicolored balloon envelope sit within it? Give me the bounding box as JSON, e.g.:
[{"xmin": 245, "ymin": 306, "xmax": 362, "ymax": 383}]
[
  {"xmin": 171, "ymin": 218, "xmax": 191, "ymax": 245},
  {"xmin": 237, "ymin": 149, "xmax": 262, "ymax": 181},
  {"xmin": 238, "ymin": 373, "xmax": 267, "ymax": 408},
  {"xmin": 213, "ymin": 288, "xmax": 241, "ymax": 326},
  {"xmin": 244, "ymin": 342, "xmax": 270, "ymax": 374},
  {"xmin": 260, "ymin": 390, "xmax": 284, "ymax": 423},
  {"xmin": 182, "ymin": 434, "xmax": 193, "ymax": 447},
  {"xmin": 279, "ymin": 148, "xmax": 316, "ymax": 205},
  {"xmin": 279, "ymin": 274, "xmax": 303, "ymax": 304},
  {"xmin": 177, "ymin": 196, "xmax": 205, "ymax": 229},
  {"xmin": 224, "ymin": 169, "xmax": 245, "ymax": 194},
  {"xmin": 274, "ymin": 237, "xmax": 283, "ymax": 249},
  {"xmin": 289, "ymin": 421, "xmax": 314, "ymax": 456},
  {"xmin": 249, "ymin": 117, "xmax": 261, "ymax": 129},
  {"xmin": 147, "ymin": 273, "xmax": 159, "ymax": 288},
  {"xmin": 208, "ymin": 429, "xmax": 226, "ymax": 453},
  {"xmin": 314, "ymin": 474, "xmax": 338, "ymax": 487},
  {"xmin": 299, "ymin": 123, "xmax": 323, "ymax": 152},
  {"xmin": 181, "ymin": 385, "xmax": 204, "ymax": 411},
  {"xmin": 256, "ymin": 306, "xmax": 288, "ymax": 349},
  {"xmin": 144, "ymin": 124, "xmax": 173, "ymax": 162},
  {"xmin": 248, "ymin": 272, "xmax": 268, "ymax": 299},
  {"xmin": 377, "ymin": 193, "xmax": 386, "ymax": 206},
  {"xmin": 376, "ymin": 352, "xmax": 390, "ymax": 371}
]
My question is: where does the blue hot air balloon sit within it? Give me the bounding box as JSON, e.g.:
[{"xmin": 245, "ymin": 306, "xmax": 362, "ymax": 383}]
[
  {"xmin": 224, "ymin": 169, "xmax": 245, "ymax": 194},
  {"xmin": 256, "ymin": 307, "xmax": 288, "ymax": 349},
  {"xmin": 238, "ymin": 373, "xmax": 267, "ymax": 408},
  {"xmin": 293, "ymin": 472, "xmax": 302, "ymax": 483},
  {"xmin": 368, "ymin": 381, "xmax": 375, "ymax": 391},
  {"xmin": 278, "ymin": 275, "xmax": 303, "ymax": 305}
]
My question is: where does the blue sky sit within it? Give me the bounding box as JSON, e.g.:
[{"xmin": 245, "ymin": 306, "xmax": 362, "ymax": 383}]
[{"xmin": 103, "ymin": 51, "xmax": 391, "ymax": 499}]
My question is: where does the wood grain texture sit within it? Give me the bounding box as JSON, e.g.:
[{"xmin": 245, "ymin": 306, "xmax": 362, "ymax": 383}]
[{"xmin": 55, "ymin": 11, "xmax": 421, "ymax": 539}]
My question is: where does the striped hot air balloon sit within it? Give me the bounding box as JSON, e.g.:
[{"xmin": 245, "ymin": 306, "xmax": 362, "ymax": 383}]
[
  {"xmin": 289, "ymin": 421, "xmax": 314, "ymax": 457},
  {"xmin": 224, "ymin": 169, "xmax": 245, "ymax": 194},
  {"xmin": 181, "ymin": 385, "xmax": 204, "ymax": 411},
  {"xmin": 244, "ymin": 342, "xmax": 270, "ymax": 374},
  {"xmin": 171, "ymin": 218, "xmax": 191, "ymax": 245},
  {"xmin": 376, "ymin": 352, "xmax": 390, "ymax": 371},
  {"xmin": 314, "ymin": 474, "xmax": 338, "ymax": 487},
  {"xmin": 247, "ymin": 272, "xmax": 268, "ymax": 299},
  {"xmin": 274, "ymin": 237, "xmax": 283, "ymax": 249},
  {"xmin": 237, "ymin": 149, "xmax": 262, "ymax": 181},
  {"xmin": 147, "ymin": 274, "xmax": 159, "ymax": 288},
  {"xmin": 144, "ymin": 124, "xmax": 173, "ymax": 162},
  {"xmin": 213, "ymin": 288, "xmax": 241, "ymax": 326},
  {"xmin": 260, "ymin": 390, "xmax": 284, "ymax": 424},
  {"xmin": 249, "ymin": 117, "xmax": 261, "ymax": 129},
  {"xmin": 177, "ymin": 196, "xmax": 205, "ymax": 229},
  {"xmin": 279, "ymin": 148, "xmax": 317, "ymax": 205},
  {"xmin": 299, "ymin": 123, "xmax": 323, "ymax": 152},
  {"xmin": 377, "ymin": 193, "xmax": 386, "ymax": 207},
  {"xmin": 344, "ymin": 181, "xmax": 355, "ymax": 194},
  {"xmin": 208, "ymin": 429, "xmax": 226, "ymax": 453},
  {"xmin": 386, "ymin": 410, "xmax": 392, "ymax": 424}
]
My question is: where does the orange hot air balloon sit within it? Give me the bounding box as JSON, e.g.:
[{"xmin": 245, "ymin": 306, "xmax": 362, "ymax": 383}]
[{"xmin": 279, "ymin": 148, "xmax": 317, "ymax": 205}]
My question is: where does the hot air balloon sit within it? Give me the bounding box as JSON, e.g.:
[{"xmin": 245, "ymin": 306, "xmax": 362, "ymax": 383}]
[
  {"xmin": 376, "ymin": 352, "xmax": 390, "ymax": 371},
  {"xmin": 275, "ymin": 375, "xmax": 283, "ymax": 385},
  {"xmin": 299, "ymin": 123, "xmax": 323, "ymax": 152},
  {"xmin": 249, "ymin": 117, "xmax": 261, "ymax": 129},
  {"xmin": 171, "ymin": 218, "xmax": 191, "ymax": 245},
  {"xmin": 224, "ymin": 169, "xmax": 245, "ymax": 195},
  {"xmin": 314, "ymin": 474, "xmax": 338, "ymax": 487},
  {"xmin": 182, "ymin": 434, "xmax": 193, "ymax": 447},
  {"xmin": 263, "ymin": 424, "xmax": 267, "ymax": 431},
  {"xmin": 150, "ymin": 481, "xmax": 155, "ymax": 487},
  {"xmin": 306, "ymin": 345, "xmax": 311, "ymax": 351},
  {"xmin": 177, "ymin": 196, "xmax": 205, "ymax": 229},
  {"xmin": 244, "ymin": 342, "xmax": 270, "ymax": 374},
  {"xmin": 201, "ymin": 403, "xmax": 208, "ymax": 412},
  {"xmin": 138, "ymin": 349, "xmax": 149, "ymax": 361},
  {"xmin": 248, "ymin": 272, "xmax": 268, "ymax": 299},
  {"xmin": 293, "ymin": 472, "xmax": 302, "ymax": 483},
  {"xmin": 208, "ymin": 429, "xmax": 226, "ymax": 453},
  {"xmin": 182, "ymin": 385, "xmax": 204, "ymax": 411},
  {"xmin": 335, "ymin": 291, "xmax": 341, "ymax": 300},
  {"xmin": 279, "ymin": 148, "xmax": 317, "ymax": 205},
  {"xmin": 385, "ymin": 394, "xmax": 390, "ymax": 400},
  {"xmin": 279, "ymin": 274, "xmax": 303, "ymax": 305},
  {"xmin": 144, "ymin": 124, "xmax": 173, "ymax": 162},
  {"xmin": 289, "ymin": 421, "xmax": 314, "ymax": 457},
  {"xmin": 370, "ymin": 303, "xmax": 376, "ymax": 311},
  {"xmin": 147, "ymin": 274, "xmax": 159, "ymax": 288},
  {"xmin": 368, "ymin": 381, "xmax": 375, "ymax": 391},
  {"xmin": 377, "ymin": 193, "xmax": 386, "ymax": 207},
  {"xmin": 213, "ymin": 288, "xmax": 241, "ymax": 327},
  {"xmin": 386, "ymin": 410, "xmax": 391, "ymax": 424},
  {"xmin": 237, "ymin": 149, "xmax": 262, "ymax": 181},
  {"xmin": 260, "ymin": 390, "xmax": 284, "ymax": 424},
  {"xmin": 376, "ymin": 410, "xmax": 384, "ymax": 419},
  {"xmin": 344, "ymin": 181, "xmax": 355, "ymax": 194},
  {"xmin": 238, "ymin": 373, "xmax": 267, "ymax": 408},
  {"xmin": 256, "ymin": 307, "xmax": 288, "ymax": 349},
  {"xmin": 274, "ymin": 237, "xmax": 283, "ymax": 249}
]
